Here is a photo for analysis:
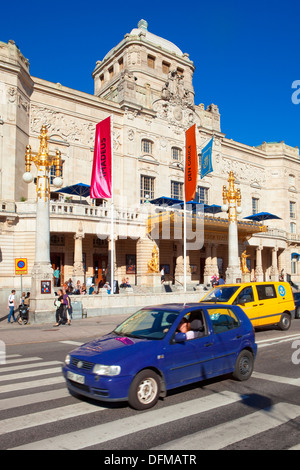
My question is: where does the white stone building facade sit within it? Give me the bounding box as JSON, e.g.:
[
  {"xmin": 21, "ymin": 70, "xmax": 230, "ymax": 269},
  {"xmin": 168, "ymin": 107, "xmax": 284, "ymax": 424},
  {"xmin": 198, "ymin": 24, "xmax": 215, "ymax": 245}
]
[{"xmin": 1, "ymin": 19, "xmax": 300, "ymax": 295}]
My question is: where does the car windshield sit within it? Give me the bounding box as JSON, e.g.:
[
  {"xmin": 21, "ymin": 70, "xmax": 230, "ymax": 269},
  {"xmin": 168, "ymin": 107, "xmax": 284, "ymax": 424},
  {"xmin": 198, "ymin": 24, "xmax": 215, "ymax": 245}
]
[
  {"xmin": 113, "ymin": 308, "xmax": 179, "ymax": 340},
  {"xmin": 201, "ymin": 286, "xmax": 240, "ymax": 302}
]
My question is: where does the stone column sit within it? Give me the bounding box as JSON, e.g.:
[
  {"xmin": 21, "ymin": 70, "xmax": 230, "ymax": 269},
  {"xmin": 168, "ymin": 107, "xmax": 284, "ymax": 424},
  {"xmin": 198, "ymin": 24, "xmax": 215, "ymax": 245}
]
[
  {"xmin": 106, "ymin": 235, "xmax": 117, "ymax": 290},
  {"xmin": 136, "ymin": 237, "xmax": 161, "ymax": 288},
  {"xmin": 270, "ymin": 247, "xmax": 279, "ymax": 281},
  {"xmin": 255, "ymin": 246, "xmax": 264, "ymax": 282},
  {"xmin": 175, "ymin": 242, "xmax": 191, "ymax": 287},
  {"xmin": 211, "ymin": 244, "xmax": 219, "ymax": 277},
  {"xmin": 73, "ymin": 222, "xmax": 85, "ymax": 284},
  {"xmin": 203, "ymin": 244, "xmax": 212, "ymax": 285}
]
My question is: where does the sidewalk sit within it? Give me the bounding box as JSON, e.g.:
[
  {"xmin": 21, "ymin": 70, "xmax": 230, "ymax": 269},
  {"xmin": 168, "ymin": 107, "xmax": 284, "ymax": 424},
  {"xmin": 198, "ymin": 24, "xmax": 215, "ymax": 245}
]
[{"xmin": 0, "ymin": 313, "xmax": 129, "ymax": 346}]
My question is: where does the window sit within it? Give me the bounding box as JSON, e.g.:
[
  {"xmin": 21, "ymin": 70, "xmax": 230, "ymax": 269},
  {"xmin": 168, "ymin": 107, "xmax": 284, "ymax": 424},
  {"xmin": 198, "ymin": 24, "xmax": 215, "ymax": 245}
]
[
  {"xmin": 289, "ymin": 174, "xmax": 296, "ymax": 187},
  {"xmin": 147, "ymin": 55, "xmax": 155, "ymax": 69},
  {"xmin": 234, "ymin": 286, "xmax": 254, "ymax": 304},
  {"xmin": 209, "ymin": 308, "xmax": 240, "ymax": 334},
  {"xmin": 290, "ymin": 201, "xmax": 296, "ymax": 219},
  {"xmin": 162, "ymin": 61, "xmax": 170, "ymax": 74},
  {"xmin": 291, "ymin": 222, "xmax": 297, "ymax": 234},
  {"xmin": 292, "ymin": 256, "xmax": 298, "ymax": 275},
  {"xmin": 256, "ymin": 284, "xmax": 276, "ymax": 300},
  {"xmin": 100, "ymin": 74, "xmax": 104, "ymax": 87},
  {"xmin": 141, "ymin": 139, "xmax": 153, "ymax": 154},
  {"xmin": 171, "ymin": 181, "xmax": 183, "ymax": 200},
  {"xmin": 118, "ymin": 58, "xmax": 123, "ymax": 71},
  {"xmin": 252, "ymin": 197, "xmax": 259, "ymax": 214},
  {"xmin": 171, "ymin": 147, "xmax": 182, "ymax": 162},
  {"xmin": 196, "ymin": 186, "xmax": 208, "ymax": 204},
  {"xmin": 50, "ymin": 161, "xmax": 63, "ymax": 185},
  {"xmin": 140, "ymin": 175, "xmax": 155, "ymax": 203},
  {"xmin": 108, "ymin": 66, "xmax": 114, "ymax": 79},
  {"xmin": 177, "ymin": 67, "xmax": 184, "ymax": 76}
]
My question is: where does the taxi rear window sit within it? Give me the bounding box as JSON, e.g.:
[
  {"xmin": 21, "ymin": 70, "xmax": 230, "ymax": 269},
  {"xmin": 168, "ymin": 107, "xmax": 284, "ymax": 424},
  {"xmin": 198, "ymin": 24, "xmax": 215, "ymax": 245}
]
[{"xmin": 256, "ymin": 284, "xmax": 276, "ymax": 300}]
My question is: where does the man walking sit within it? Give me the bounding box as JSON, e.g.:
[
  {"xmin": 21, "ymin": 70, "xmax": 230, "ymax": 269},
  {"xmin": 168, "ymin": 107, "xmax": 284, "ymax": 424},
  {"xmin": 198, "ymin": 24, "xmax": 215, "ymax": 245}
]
[
  {"xmin": 54, "ymin": 267, "xmax": 60, "ymax": 287},
  {"xmin": 7, "ymin": 290, "xmax": 16, "ymax": 323}
]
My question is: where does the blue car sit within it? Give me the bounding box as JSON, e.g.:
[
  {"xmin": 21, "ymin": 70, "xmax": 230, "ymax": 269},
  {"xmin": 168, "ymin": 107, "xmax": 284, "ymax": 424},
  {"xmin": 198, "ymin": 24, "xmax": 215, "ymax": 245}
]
[
  {"xmin": 293, "ymin": 292, "xmax": 300, "ymax": 319},
  {"xmin": 63, "ymin": 303, "xmax": 257, "ymax": 410}
]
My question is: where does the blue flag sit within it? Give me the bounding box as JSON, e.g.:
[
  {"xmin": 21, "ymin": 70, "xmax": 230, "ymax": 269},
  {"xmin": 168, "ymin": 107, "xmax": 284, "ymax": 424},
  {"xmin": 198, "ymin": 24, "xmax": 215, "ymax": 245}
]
[{"xmin": 201, "ymin": 138, "xmax": 213, "ymax": 178}]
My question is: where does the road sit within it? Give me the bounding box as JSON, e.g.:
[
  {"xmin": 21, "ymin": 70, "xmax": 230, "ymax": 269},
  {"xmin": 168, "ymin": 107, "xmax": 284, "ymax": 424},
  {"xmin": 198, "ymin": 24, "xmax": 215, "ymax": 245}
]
[{"xmin": 0, "ymin": 316, "xmax": 300, "ymax": 452}]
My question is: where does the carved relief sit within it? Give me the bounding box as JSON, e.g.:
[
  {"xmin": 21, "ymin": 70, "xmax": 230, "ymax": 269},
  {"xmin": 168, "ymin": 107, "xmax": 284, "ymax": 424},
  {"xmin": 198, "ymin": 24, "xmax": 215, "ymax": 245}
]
[
  {"xmin": 221, "ymin": 157, "xmax": 266, "ymax": 186},
  {"xmin": 152, "ymin": 69, "xmax": 198, "ymax": 131},
  {"xmin": 30, "ymin": 105, "xmax": 95, "ymax": 147}
]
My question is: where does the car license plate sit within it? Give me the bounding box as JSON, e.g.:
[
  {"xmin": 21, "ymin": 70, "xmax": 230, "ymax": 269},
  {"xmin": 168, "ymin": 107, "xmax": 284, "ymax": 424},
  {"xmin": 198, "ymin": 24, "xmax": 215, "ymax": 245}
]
[{"xmin": 67, "ymin": 371, "xmax": 85, "ymax": 384}]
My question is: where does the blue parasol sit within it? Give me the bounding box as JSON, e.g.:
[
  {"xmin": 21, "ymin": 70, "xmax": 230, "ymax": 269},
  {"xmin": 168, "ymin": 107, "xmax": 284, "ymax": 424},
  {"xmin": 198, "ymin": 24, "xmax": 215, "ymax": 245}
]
[
  {"xmin": 243, "ymin": 212, "xmax": 281, "ymax": 222},
  {"xmin": 55, "ymin": 183, "xmax": 90, "ymax": 201}
]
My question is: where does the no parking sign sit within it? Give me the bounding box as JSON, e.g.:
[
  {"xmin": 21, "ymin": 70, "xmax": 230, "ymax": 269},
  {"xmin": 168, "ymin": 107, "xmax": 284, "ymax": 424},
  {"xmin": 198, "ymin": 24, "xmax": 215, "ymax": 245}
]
[{"xmin": 15, "ymin": 258, "xmax": 28, "ymax": 275}]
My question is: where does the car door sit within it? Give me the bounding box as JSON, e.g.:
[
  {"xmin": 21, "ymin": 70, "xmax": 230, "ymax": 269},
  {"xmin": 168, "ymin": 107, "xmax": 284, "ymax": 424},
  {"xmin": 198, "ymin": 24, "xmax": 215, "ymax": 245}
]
[
  {"xmin": 253, "ymin": 284, "xmax": 279, "ymax": 326},
  {"xmin": 232, "ymin": 285, "xmax": 259, "ymax": 326},
  {"xmin": 206, "ymin": 306, "xmax": 243, "ymax": 374},
  {"xmin": 163, "ymin": 310, "xmax": 215, "ymax": 387}
]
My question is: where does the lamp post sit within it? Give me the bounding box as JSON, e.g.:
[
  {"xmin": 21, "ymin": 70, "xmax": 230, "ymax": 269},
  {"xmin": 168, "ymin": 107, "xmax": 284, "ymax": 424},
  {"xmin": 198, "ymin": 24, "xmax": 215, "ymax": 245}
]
[
  {"xmin": 23, "ymin": 125, "xmax": 63, "ymax": 320},
  {"xmin": 222, "ymin": 171, "xmax": 242, "ymax": 283}
]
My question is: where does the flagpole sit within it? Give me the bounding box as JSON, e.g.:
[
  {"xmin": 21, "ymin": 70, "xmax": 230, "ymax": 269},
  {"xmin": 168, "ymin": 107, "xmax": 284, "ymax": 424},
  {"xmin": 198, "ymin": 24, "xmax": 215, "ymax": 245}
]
[
  {"xmin": 110, "ymin": 115, "xmax": 114, "ymax": 295},
  {"xmin": 184, "ymin": 141, "xmax": 187, "ymax": 293}
]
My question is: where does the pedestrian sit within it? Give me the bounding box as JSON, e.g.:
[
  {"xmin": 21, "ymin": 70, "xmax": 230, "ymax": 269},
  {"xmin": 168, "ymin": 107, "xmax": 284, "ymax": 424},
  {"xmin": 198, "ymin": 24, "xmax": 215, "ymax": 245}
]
[
  {"xmin": 7, "ymin": 289, "xmax": 17, "ymax": 323},
  {"xmin": 218, "ymin": 275, "xmax": 225, "ymax": 285},
  {"xmin": 54, "ymin": 289, "xmax": 64, "ymax": 326},
  {"xmin": 54, "ymin": 267, "xmax": 60, "ymax": 287},
  {"xmin": 161, "ymin": 266, "xmax": 165, "ymax": 284},
  {"xmin": 62, "ymin": 287, "xmax": 71, "ymax": 325}
]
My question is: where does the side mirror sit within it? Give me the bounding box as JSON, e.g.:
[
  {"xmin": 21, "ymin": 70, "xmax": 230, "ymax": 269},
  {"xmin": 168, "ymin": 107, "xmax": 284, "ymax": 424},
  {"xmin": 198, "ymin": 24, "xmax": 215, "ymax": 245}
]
[{"xmin": 175, "ymin": 332, "xmax": 187, "ymax": 343}]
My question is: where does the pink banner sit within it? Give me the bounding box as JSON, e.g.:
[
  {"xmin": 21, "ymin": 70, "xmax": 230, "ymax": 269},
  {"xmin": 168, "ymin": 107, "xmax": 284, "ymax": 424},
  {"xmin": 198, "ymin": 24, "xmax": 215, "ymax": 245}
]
[{"xmin": 90, "ymin": 116, "xmax": 112, "ymax": 199}]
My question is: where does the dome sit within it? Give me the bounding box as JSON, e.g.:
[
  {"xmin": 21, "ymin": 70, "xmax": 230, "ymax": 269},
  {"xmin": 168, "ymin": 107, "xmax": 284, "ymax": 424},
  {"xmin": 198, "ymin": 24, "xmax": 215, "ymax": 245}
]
[
  {"xmin": 102, "ymin": 20, "xmax": 183, "ymax": 62},
  {"xmin": 129, "ymin": 19, "xmax": 183, "ymax": 57}
]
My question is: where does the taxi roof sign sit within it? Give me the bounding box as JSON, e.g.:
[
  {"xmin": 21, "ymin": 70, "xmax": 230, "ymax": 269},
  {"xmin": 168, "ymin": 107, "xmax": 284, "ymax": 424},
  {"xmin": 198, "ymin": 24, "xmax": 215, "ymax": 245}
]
[{"xmin": 15, "ymin": 258, "xmax": 27, "ymax": 275}]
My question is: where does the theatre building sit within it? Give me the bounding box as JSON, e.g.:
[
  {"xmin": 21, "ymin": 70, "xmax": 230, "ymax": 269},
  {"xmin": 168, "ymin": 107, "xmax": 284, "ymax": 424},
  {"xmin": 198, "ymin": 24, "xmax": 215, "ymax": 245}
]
[{"xmin": 1, "ymin": 19, "xmax": 300, "ymax": 298}]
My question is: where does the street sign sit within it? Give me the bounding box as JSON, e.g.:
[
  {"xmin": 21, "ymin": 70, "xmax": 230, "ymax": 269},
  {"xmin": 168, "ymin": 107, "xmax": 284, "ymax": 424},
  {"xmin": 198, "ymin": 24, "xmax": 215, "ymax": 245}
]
[{"xmin": 15, "ymin": 258, "xmax": 28, "ymax": 275}]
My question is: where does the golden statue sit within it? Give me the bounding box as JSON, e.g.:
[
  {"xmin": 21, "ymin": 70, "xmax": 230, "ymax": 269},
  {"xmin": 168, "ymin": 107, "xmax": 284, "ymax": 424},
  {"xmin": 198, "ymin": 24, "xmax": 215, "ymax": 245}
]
[
  {"xmin": 147, "ymin": 245, "xmax": 159, "ymax": 273},
  {"xmin": 241, "ymin": 250, "xmax": 250, "ymax": 273}
]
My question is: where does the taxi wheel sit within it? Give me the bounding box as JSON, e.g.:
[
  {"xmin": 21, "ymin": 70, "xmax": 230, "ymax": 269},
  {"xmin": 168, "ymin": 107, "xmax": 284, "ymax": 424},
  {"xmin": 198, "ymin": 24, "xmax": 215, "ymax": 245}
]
[
  {"xmin": 232, "ymin": 350, "xmax": 254, "ymax": 381},
  {"xmin": 128, "ymin": 369, "xmax": 161, "ymax": 410},
  {"xmin": 295, "ymin": 307, "xmax": 300, "ymax": 320},
  {"xmin": 279, "ymin": 313, "xmax": 291, "ymax": 331}
]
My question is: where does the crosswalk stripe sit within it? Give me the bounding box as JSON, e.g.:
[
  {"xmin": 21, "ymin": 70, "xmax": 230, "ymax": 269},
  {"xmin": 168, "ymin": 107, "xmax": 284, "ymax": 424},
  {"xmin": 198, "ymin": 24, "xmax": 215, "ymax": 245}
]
[
  {"xmin": 153, "ymin": 402, "xmax": 300, "ymax": 450},
  {"xmin": 0, "ymin": 361, "xmax": 62, "ymax": 374},
  {"xmin": 252, "ymin": 371, "xmax": 300, "ymax": 387},
  {"xmin": 0, "ymin": 402, "xmax": 105, "ymax": 436},
  {"xmin": 257, "ymin": 334, "xmax": 300, "ymax": 348},
  {"xmin": 10, "ymin": 391, "xmax": 242, "ymax": 450},
  {"xmin": 0, "ymin": 376, "xmax": 65, "ymax": 394},
  {"xmin": 1, "ymin": 357, "xmax": 42, "ymax": 366},
  {"xmin": 60, "ymin": 341, "xmax": 83, "ymax": 346},
  {"xmin": 0, "ymin": 388, "xmax": 69, "ymax": 411},
  {"xmin": 289, "ymin": 443, "xmax": 300, "ymax": 450},
  {"xmin": 0, "ymin": 367, "xmax": 62, "ymax": 383}
]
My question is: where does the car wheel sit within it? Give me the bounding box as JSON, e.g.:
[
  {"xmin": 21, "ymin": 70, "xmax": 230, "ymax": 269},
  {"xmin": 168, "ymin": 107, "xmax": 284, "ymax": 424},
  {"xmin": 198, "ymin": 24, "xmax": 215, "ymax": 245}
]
[
  {"xmin": 128, "ymin": 369, "xmax": 161, "ymax": 410},
  {"xmin": 296, "ymin": 307, "xmax": 300, "ymax": 320},
  {"xmin": 279, "ymin": 313, "xmax": 291, "ymax": 331},
  {"xmin": 232, "ymin": 350, "xmax": 254, "ymax": 381}
]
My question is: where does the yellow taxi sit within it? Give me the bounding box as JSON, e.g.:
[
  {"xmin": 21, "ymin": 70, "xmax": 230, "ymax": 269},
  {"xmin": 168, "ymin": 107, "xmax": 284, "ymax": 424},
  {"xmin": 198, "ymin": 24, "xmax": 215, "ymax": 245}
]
[{"xmin": 200, "ymin": 282, "xmax": 295, "ymax": 330}]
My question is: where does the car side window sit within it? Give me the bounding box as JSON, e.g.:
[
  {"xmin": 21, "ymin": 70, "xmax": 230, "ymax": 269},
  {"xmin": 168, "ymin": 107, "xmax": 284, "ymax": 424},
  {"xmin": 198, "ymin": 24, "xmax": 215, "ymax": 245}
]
[
  {"xmin": 256, "ymin": 284, "xmax": 276, "ymax": 300},
  {"xmin": 208, "ymin": 308, "xmax": 240, "ymax": 334},
  {"xmin": 234, "ymin": 286, "xmax": 254, "ymax": 305}
]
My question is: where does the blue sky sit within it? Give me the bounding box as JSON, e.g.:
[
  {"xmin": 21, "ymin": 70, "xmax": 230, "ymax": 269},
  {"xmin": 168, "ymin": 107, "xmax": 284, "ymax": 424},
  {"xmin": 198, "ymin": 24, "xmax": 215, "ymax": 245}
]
[{"xmin": 1, "ymin": 0, "xmax": 300, "ymax": 149}]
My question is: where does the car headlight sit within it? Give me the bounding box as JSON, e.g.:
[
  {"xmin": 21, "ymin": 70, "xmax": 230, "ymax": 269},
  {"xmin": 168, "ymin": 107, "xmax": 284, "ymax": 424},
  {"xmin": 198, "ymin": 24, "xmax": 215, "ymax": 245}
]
[
  {"xmin": 65, "ymin": 354, "xmax": 71, "ymax": 365},
  {"xmin": 93, "ymin": 364, "xmax": 121, "ymax": 376}
]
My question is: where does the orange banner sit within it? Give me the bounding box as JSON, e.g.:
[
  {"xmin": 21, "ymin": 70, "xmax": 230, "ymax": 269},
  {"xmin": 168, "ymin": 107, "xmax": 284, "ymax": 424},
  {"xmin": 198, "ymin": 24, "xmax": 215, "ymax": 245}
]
[{"xmin": 185, "ymin": 124, "xmax": 198, "ymax": 202}]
